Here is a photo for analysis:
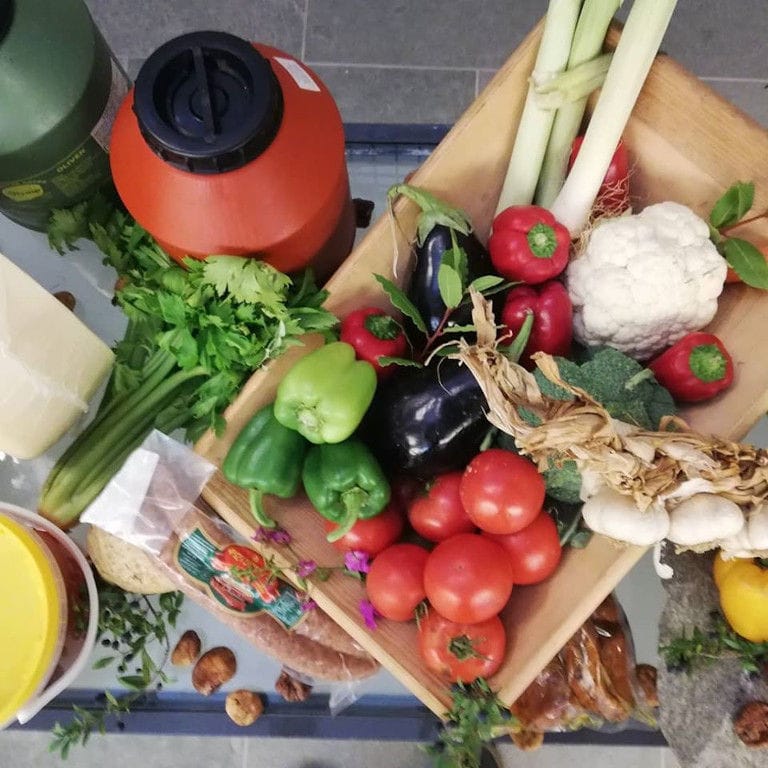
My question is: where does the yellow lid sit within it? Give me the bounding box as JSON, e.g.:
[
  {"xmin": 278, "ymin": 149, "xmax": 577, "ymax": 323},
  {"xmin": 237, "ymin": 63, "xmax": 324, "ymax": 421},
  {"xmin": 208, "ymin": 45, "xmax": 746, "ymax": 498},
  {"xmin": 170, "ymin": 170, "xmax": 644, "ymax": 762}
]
[{"xmin": 0, "ymin": 515, "xmax": 63, "ymax": 725}]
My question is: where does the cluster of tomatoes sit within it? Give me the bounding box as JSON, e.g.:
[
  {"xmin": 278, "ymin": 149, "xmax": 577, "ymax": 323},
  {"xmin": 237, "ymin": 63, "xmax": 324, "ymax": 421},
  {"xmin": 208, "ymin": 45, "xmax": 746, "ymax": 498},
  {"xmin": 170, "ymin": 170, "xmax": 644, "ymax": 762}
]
[{"xmin": 324, "ymin": 448, "xmax": 563, "ymax": 683}]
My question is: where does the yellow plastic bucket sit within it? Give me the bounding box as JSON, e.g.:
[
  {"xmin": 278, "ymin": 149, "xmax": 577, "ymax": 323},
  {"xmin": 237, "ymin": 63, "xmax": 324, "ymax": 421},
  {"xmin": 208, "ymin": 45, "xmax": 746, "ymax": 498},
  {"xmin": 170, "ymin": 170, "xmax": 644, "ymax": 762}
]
[{"xmin": 0, "ymin": 503, "xmax": 98, "ymax": 729}]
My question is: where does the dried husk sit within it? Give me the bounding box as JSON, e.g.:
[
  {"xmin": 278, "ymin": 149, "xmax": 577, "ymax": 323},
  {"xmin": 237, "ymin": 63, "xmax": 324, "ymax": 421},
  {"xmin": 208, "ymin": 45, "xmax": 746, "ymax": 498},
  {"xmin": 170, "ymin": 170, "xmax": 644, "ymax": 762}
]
[{"xmin": 455, "ymin": 292, "xmax": 768, "ymax": 529}]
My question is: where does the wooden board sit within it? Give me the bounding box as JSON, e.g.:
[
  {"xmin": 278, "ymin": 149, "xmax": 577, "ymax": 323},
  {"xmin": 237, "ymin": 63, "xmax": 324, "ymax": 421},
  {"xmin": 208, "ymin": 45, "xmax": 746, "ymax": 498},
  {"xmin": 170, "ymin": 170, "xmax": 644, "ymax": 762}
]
[{"xmin": 196, "ymin": 22, "xmax": 768, "ymax": 717}]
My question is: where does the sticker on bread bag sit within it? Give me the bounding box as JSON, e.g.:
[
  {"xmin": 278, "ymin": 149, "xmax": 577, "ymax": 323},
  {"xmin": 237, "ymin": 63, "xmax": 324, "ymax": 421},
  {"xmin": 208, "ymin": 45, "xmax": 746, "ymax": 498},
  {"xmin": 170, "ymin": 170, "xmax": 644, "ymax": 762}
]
[{"xmin": 175, "ymin": 527, "xmax": 305, "ymax": 629}]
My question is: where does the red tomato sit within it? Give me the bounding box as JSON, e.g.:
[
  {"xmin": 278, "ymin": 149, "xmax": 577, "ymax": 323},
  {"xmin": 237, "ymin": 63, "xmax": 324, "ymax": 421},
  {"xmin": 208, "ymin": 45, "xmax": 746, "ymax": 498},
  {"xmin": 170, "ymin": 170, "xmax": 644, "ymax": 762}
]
[
  {"xmin": 569, "ymin": 136, "xmax": 630, "ymax": 216},
  {"xmin": 418, "ymin": 609, "xmax": 506, "ymax": 683},
  {"xmin": 365, "ymin": 543, "xmax": 429, "ymax": 622},
  {"xmin": 324, "ymin": 501, "xmax": 405, "ymax": 556},
  {"xmin": 459, "ymin": 449, "xmax": 545, "ymax": 535},
  {"xmin": 484, "ymin": 511, "xmax": 562, "ymax": 585},
  {"xmin": 423, "ymin": 533, "xmax": 514, "ymax": 624},
  {"xmin": 407, "ymin": 472, "xmax": 476, "ymax": 542}
]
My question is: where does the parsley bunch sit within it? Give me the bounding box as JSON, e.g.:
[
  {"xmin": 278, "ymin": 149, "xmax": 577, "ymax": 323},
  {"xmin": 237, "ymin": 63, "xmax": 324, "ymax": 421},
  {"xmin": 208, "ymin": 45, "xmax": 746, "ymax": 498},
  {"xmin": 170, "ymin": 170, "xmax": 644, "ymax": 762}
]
[{"xmin": 41, "ymin": 196, "xmax": 338, "ymax": 526}]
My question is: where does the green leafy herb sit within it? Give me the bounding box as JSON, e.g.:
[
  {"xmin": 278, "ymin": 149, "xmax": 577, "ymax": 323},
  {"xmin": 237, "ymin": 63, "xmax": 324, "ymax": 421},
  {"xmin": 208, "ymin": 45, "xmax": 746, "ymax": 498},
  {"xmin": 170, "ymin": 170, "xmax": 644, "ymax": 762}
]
[
  {"xmin": 387, "ymin": 184, "xmax": 473, "ymax": 246},
  {"xmin": 468, "ymin": 275, "xmax": 505, "ymax": 293},
  {"xmin": 660, "ymin": 611, "xmax": 768, "ymax": 674},
  {"xmin": 374, "ymin": 274, "xmax": 428, "ymax": 334},
  {"xmin": 723, "ymin": 237, "xmax": 768, "ymax": 289},
  {"xmin": 41, "ymin": 196, "xmax": 337, "ymax": 525},
  {"xmin": 427, "ymin": 679, "xmax": 515, "ymax": 768},
  {"xmin": 49, "ymin": 582, "xmax": 183, "ymax": 759},
  {"xmin": 709, "ymin": 181, "xmax": 755, "ymax": 229},
  {"xmin": 377, "ymin": 355, "xmax": 424, "ymax": 369}
]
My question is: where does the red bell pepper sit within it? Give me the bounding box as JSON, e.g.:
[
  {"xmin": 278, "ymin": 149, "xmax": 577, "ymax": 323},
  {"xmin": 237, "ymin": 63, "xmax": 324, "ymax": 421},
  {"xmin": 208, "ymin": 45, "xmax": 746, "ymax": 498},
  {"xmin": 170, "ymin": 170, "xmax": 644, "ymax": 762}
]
[
  {"xmin": 648, "ymin": 332, "xmax": 735, "ymax": 403},
  {"xmin": 488, "ymin": 205, "xmax": 570, "ymax": 285},
  {"xmin": 340, "ymin": 307, "xmax": 408, "ymax": 378},
  {"xmin": 569, "ymin": 136, "xmax": 630, "ymax": 217},
  {"xmin": 501, "ymin": 280, "xmax": 573, "ymax": 367}
]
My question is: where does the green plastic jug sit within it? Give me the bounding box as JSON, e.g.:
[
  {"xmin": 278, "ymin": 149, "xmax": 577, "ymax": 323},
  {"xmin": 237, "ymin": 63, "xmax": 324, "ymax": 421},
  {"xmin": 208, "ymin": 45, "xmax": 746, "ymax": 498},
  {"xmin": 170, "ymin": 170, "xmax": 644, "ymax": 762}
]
[{"xmin": 0, "ymin": 0, "xmax": 128, "ymax": 230}]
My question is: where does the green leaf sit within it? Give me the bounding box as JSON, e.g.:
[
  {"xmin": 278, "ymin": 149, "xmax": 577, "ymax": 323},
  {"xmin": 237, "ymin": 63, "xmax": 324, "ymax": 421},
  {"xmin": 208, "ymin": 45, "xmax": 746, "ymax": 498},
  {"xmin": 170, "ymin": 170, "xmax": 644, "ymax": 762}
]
[
  {"xmin": 92, "ymin": 656, "xmax": 115, "ymax": 670},
  {"xmin": 377, "ymin": 355, "xmax": 423, "ymax": 369},
  {"xmin": 723, "ymin": 237, "xmax": 768, "ymax": 289},
  {"xmin": 437, "ymin": 262, "xmax": 464, "ymax": 309},
  {"xmin": 118, "ymin": 675, "xmax": 148, "ymax": 691},
  {"xmin": 374, "ymin": 274, "xmax": 427, "ymax": 333},
  {"xmin": 710, "ymin": 182, "xmax": 754, "ymax": 229},
  {"xmin": 468, "ymin": 275, "xmax": 505, "ymax": 293}
]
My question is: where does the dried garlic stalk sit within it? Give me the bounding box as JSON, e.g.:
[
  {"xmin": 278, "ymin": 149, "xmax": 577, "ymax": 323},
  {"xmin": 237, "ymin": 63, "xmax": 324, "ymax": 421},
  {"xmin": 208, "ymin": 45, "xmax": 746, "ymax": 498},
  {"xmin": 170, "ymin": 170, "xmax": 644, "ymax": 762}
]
[{"xmin": 455, "ymin": 291, "xmax": 768, "ymax": 534}]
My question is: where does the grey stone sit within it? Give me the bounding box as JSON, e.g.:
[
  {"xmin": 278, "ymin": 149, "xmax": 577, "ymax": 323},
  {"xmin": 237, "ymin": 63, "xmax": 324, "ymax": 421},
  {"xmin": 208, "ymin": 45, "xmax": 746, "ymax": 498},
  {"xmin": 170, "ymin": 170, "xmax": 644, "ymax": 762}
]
[
  {"xmin": 84, "ymin": 0, "xmax": 305, "ymax": 62},
  {"xmin": 312, "ymin": 65, "xmax": 476, "ymax": 124},
  {"xmin": 305, "ymin": 0, "xmax": 544, "ymax": 70}
]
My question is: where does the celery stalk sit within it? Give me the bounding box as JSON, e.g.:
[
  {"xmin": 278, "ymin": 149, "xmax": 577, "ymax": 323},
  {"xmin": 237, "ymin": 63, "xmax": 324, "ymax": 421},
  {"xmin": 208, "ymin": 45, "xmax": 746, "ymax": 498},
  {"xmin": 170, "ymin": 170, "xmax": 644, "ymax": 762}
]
[
  {"xmin": 494, "ymin": 0, "xmax": 582, "ymax": 214},
  {"xmin": 550, "ymin": 0, "xmax": 678, "ymax": 235},
  {"xmin": 535, "ymin": 0, "xmax": 622, "ymax": 208}
]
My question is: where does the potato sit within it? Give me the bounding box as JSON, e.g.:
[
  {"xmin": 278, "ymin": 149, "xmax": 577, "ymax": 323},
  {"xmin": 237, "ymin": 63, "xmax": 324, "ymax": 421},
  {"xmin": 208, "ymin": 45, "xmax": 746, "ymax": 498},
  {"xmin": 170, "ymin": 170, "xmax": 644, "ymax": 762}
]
[{"xmin": 171, "ymin": 630, "xmax": 202, "ymax": 667}]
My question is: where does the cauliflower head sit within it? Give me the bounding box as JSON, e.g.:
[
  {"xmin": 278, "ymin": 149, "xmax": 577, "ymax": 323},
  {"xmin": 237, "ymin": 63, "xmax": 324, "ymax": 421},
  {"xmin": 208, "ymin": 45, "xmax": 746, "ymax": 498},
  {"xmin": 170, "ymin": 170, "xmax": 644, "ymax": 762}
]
[{"xmin": 566, "ymin": 202, "xmax": 727, "ymax": 360}]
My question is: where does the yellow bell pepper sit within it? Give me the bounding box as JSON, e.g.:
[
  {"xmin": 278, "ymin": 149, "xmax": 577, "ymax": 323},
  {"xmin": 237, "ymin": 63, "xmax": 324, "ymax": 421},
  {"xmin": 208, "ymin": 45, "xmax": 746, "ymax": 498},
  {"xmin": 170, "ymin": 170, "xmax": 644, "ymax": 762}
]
[{"xmin": 713, "ymin": 552, "xmax": 768, "ymax": 643}]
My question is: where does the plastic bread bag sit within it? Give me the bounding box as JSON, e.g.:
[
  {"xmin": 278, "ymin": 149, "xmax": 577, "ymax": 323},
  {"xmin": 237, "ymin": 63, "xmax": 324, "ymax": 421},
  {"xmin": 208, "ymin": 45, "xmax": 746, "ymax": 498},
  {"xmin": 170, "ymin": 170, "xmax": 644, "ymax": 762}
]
[
  {"xmin": 82, "ymin": 430, "xmax": 380, "ymax": 693},
  {"xmin": 509, "ymin": 593, "xmax": 659, "ymax": 750}
]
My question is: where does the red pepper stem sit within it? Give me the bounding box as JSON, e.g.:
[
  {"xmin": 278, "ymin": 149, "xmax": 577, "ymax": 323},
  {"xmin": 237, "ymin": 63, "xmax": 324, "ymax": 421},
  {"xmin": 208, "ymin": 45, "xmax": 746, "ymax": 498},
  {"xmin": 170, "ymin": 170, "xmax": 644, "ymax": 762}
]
[
  {"xmin": 526, "ymin": 222, "xmax": 558, "ymax": 259},
  {"xmin": 248, "ymin": 488, "xmax": 277, "ymax": 529},
  {"xmin": 689, "ymin": 343, "xmax": 727, "ymax": 383},
  {"xmin": 363, "ymin": 313, "xmax": 401, "ymax": 341},
  {"xmin": 504, "ymin": 310, "xmax": 534, "ymax": 363}
]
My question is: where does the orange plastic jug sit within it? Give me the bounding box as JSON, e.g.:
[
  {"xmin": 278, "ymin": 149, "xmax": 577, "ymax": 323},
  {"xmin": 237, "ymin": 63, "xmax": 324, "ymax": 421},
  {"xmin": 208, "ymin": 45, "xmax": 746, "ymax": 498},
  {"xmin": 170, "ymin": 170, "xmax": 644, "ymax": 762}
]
[{"xmin": 109, "ymin": 32, "xmax": 354, "ymax": 278}]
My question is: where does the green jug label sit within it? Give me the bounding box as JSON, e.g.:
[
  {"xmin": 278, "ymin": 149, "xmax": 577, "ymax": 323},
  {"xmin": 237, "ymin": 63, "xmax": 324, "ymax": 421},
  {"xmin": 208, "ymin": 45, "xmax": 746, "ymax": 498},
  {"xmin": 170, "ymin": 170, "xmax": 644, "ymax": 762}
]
[{"xmin": 174, "ymin": 526, "xmax": 308, "ymax": 631}]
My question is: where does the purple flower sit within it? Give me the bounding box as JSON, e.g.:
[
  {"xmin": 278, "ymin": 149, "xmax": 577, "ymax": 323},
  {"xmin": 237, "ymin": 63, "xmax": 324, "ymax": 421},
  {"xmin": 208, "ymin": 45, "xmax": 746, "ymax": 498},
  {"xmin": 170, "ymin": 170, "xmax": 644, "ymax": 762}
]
[
  {"xmin": 252, "ymin": 526, "xmax": 292, "ymax": 545},
  {"xmin": 300, "ymin": 596, "xmax": 317, "ymax": 613},
  {"xmin": 359, "ymin": 599, "xmax": 378, "ymax": 630},
  {"xmin": 297, "ymin": 559, "xmax": 317, "ymax": 579},
  {"xmin": 344, "ymin": 550, "xmax": 371, "ymax": 574}
]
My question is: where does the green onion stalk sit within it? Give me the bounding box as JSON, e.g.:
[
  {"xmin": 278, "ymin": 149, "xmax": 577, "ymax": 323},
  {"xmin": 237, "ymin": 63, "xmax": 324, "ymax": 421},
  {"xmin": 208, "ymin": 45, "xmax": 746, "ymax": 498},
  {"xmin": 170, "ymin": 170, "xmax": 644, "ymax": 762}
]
[
  {"xmin": 535, "ymin": 0, "xmax": 623, "ymax": 208},
  {"xmin": 494, "ymin": 0, "xmax": 581, "ymax": 213},
  {"xmin": 550, "ymin": 0, "xmax": 678, "ymax": 235}
]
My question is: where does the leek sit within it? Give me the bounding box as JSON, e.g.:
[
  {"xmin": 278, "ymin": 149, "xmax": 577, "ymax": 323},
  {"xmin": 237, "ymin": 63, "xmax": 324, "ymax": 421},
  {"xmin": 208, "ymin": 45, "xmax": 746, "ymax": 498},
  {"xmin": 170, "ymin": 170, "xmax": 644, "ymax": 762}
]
[
  {"xmin": 494, "ymin": 0, "xmax": 581, "ymax": 214},
  {"xmin": 535, "ymin": 0, "xmax": 622, "ymax": 208},
  {"xmin": 533, "ymin": 52, "xmax": 613, "ymax": 109},
  {"xmin": 550, "ymin": 0, "xmax": 678, "ymax": 235}
]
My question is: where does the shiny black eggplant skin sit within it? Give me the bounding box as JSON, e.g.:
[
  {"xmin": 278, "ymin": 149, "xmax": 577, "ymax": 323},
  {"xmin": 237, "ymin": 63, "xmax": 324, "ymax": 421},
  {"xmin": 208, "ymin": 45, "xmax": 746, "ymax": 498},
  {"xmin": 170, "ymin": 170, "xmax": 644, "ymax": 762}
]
[
  {"xmin": 359, "ymin": 359, "xmax": 488, "ymax": 478},
  {"xmin": 408, "ymin": 225, "xmax": 501, "ymax": 335}
]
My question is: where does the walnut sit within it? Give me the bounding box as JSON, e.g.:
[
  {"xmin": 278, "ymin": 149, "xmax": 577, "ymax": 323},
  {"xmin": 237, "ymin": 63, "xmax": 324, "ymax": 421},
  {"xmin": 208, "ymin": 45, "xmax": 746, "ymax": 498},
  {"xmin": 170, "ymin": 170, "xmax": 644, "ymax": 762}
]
[
  {"xmin": 511, "ymin": 729, "xmax": 544, "ymax": 751},
  {"xmin": 192, "ymin": 647, "xmax": 237, "ymax": 695},
  {"xmin": 225, "ymin": 690, "xmax": 264, "ymax": 727},
  {"xmin": 275, "ymin": 670, "xmax": 312, "ymax": 702},
  {"xmin": 634, "ymin": 664, "xmax": 659, "ymax": 708},
  {"xmin": 734, "ymin": 701, "xmax": 768, "ymax": 748},
  {"xmin": 171, "ymin": 630, "xmax": 202, "ymax": 667},
  {"xmin": 53, "ymin": 291, "xmax": 76, "ymax": 311}
]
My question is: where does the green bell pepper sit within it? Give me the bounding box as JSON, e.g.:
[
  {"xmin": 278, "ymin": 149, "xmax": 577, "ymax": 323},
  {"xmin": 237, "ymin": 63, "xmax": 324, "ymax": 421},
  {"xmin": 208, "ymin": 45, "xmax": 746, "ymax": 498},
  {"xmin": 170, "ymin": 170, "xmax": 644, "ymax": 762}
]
[
  {"xmin": 222, "ymin": 403, "xmax": 309, "ymax": 528},
  {"xmin": 302, "ymin": 438, "xmax": 391, "ymax": 542},
  {"xmin": 273, "ymin": 342, "xmax": 377, "ymax": 444}
]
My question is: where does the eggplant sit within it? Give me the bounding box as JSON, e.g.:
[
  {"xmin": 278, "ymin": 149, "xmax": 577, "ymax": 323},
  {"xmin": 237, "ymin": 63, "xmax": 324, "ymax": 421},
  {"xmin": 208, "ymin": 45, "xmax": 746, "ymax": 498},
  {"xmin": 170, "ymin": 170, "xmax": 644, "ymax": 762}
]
[
  {"xmin": 408, "ymin": 225, "xmax": 501, "ymax": 335},
  {"xmin": 359, "ymin": 359, "xmax": 489, "ymax": 478}
]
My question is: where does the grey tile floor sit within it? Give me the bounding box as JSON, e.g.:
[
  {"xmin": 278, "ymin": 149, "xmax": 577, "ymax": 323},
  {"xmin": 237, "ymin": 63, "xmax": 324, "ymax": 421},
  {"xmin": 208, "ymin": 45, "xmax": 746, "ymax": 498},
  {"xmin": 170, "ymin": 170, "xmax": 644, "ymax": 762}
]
[{"xmin": 3, "ymin": 1, "xmax": 768, "ymax": 766}]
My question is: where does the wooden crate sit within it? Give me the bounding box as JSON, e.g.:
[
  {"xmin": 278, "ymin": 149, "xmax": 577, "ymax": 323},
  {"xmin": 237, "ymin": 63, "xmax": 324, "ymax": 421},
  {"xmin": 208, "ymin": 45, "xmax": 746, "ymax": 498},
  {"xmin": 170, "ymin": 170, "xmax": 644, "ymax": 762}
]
[{"xmin": 196, "ymin": 23, "xmax": 768, "ymax": 717}]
